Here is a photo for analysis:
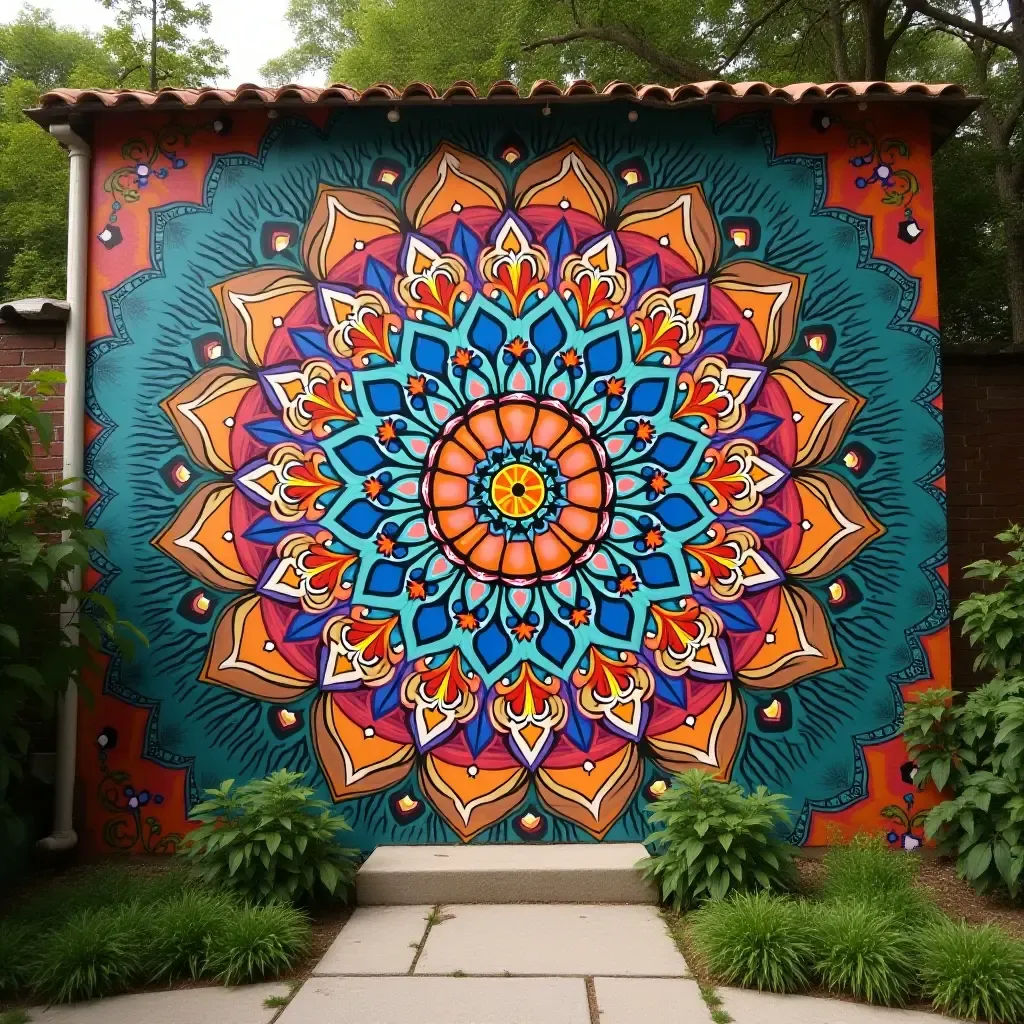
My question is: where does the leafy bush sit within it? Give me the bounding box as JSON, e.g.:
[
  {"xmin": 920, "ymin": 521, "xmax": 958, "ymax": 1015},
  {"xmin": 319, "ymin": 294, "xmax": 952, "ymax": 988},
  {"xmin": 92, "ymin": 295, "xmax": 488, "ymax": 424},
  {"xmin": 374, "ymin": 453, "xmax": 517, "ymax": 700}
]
[
  {"xmin": 147, "ymin": 887, "xmax": 237, "ymax": 981},
  {"xmin": 30, "ymin": 902, "xmax": 147, "ymax": 1003},
  {"xmin": 180, "ymin": 769, "xmax": 358, "ymax": 904},
  {"xmin": 0, "ymin": 372, "xmax": 143, "ymax": 832},
  {"xmin": 919, "ymin": 920, "xmax": 1024, "ymax": 1022},
  {"xmin": 0, "ymin": 920, "xmax": 35, "ymax": 997},
  {"xmin": 809, "ymin": 901, "xmax": 915, "ymax": 1005},
  {"xmin": 204, "ymin": 902, "xmax": 311, "ymax": 985},
  {"xmin": 642, "ymin": 770, "xmax": 796, "ymax": 910},
  {"xmin": 690, "ymin": 891, "xmax": 812, "ymax": 992}
]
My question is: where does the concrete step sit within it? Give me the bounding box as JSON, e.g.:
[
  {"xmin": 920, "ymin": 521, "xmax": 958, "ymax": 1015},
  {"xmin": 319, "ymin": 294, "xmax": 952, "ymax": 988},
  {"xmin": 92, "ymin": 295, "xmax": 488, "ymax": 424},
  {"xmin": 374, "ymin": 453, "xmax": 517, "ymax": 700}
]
[{"xmin": 355, "ymin": 843, "xmax": 656, "ymax": 905}]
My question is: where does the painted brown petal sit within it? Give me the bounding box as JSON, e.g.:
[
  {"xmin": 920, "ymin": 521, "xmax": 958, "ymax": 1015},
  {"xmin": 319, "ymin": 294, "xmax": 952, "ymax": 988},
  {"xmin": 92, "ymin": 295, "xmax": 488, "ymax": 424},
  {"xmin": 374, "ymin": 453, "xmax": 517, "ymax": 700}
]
[
  {"xmin": 313, "ymin": 694, "xmax": 415, "ymax": 802},
  {"xmin": 201, "ymin": 594, "xmax": 314, "ymax": 701},
  {"xmin": 160, "ymin": 365, "xmax": 256, "ymax": 473},
  {"xmin": 301, "ymin": 185, "xmax": 401, "ymax": 279},
  {"xmin": 152, "ymin": 482, "xmax": 255, "ymax": 591},
  {"xmin": 418, "ymin": 753, "xmax": 528, "ymax": 842},
  {"xmin": 618, "ymin": 184, "xmax": 721, "ymax": 275},
  {"xmin": 646, "ymin": 681, "xmax": 744, "ymax": 778},
  {"xmin": 788, "ymin": 470, "xmax": 885, "ymax": 579},
  {"xmin": 737, "ymin": 584, "xmax": 842, "ymax": 688},
  {"xmin": 535, "ymin": 742, "xmax": 642, "ymax": 840},
  {"xmin": 211, "ymin": 268, "xmax": 313, "ymax": 366},
  {"xmin": 513, "ymin": 142, "xmax": 616, "ymax": 224},
  {"xmin": 713, "ymin": 260, "xmax": 806, "ymax": 359},
  {"xmin": 771, "ymin": 361, "xmax": 866, "ymax": 467},
  {"xmin": 404, "ymin": 143, "xmax": 507, "ymax": 229}
]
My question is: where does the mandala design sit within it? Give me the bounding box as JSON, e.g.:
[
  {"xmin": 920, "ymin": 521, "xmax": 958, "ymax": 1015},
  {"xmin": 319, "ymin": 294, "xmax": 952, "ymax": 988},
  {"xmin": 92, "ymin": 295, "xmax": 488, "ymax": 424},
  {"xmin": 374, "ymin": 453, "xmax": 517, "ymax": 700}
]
[{"xmin": 150, "ymin": 139, "xmax": 890, "ymax": 841}]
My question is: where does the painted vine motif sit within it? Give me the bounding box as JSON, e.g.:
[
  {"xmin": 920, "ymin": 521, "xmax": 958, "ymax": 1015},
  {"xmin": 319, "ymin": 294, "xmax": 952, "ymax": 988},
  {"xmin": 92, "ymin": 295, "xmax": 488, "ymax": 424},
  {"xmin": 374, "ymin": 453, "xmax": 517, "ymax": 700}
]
[{"xmin": 86, "ymin": 106, "xmax": 948, "ymax": 848}]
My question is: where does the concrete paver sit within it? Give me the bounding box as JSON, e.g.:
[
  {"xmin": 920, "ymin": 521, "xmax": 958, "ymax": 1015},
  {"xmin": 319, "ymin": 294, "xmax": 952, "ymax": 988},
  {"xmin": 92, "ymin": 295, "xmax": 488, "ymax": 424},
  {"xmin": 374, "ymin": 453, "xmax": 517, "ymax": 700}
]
[
  {"xmin": 275, "ymin": 975, "xmax": 591, "ymax": 1024},
  {"xmin": 720, "ymin": 988, "xmax": 964, "ymax": 1023},
  {"xmin": 594, "ymin": 977, "xmax": 710, "ymax": 1021},
  {"xmin": 24, "ymin": 983, "xmax": 290, "ymax": 1024},
  {"xmin": 314, "ymin": 904, "xmax": 431, "ymax": 975},
  {"xmin": 414, "ymin": 903, "xmax": 687, "ymax": 977}
]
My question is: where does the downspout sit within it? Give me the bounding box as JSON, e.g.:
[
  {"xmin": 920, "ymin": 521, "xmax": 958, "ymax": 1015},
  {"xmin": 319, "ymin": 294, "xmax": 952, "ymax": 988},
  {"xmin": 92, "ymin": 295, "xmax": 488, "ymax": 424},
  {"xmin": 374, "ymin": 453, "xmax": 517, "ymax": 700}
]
[{"xmin": 37, "ymin": 123, "xmax": 91, "ymax": 854}]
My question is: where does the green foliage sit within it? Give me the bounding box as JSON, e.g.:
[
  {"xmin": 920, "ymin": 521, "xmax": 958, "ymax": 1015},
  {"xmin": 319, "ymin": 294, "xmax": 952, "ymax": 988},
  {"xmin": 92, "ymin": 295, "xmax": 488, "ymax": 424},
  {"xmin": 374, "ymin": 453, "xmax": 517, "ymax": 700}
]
[
  {"xmin": 0, "ymin": 372, "xmax": 145, "ymax": 832},
  {"xmin": 809, "ymin": 901, "xmax": 915, "ymax": 1005},
  {"xmin": 956, "ymin": 525, "xmax": 1024, "ymax": 674},
  {"xmin": 204, "ymin": 902, "xmax": 311, "ymax": 985},
  {"xmin": 919, "ymin": 920, "xmax": 1024, "ymax": 1022},
  {"xmin": 180, "ymin": 769, "xmax": 358, "ymax": 905},
  {"xmin": 690, "ymin": 891, "xmax": 813, "ymax": 993},
  {"xmin": 146, "ymin": 887, "xmax": 237, "ymax": 981},
  {"xmin": 0, "ymin": 920, "xmax": 35, "ymax": 997},
  {"xmin": 642, "ymin": 770, "xmax": 796, "ymax": 911}
]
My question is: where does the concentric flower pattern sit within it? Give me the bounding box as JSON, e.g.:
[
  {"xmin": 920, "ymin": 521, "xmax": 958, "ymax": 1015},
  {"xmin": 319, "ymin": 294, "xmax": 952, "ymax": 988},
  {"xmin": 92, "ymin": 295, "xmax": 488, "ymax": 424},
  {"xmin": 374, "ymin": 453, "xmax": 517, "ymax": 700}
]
[{"xmin": 148, "ymin": 139, "xmax": 891, "ymax": 842}]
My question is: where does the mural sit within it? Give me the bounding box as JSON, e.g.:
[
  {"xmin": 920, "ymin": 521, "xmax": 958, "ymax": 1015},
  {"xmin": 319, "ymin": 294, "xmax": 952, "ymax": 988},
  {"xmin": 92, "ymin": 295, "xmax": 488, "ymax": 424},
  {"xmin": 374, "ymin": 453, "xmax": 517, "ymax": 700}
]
[{"xmin": 81, "ymin": 103, "xmax": 949, "ymax": 850}]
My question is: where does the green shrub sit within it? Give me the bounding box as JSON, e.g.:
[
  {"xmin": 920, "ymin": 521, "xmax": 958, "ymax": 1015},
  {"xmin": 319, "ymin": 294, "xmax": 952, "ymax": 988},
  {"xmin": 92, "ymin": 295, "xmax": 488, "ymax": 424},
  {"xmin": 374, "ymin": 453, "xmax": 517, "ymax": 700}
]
[
  {"xmin": 642, "ymin": 770, "xmax": 795, "ymax": 910},
  {"xmin": 180, "ymin": 770, "xmax": 358, "ymax": 905},
  {"xmin": 30, "ymin": 902, "xmax": 148, "ymax": 1003},
  {"xmin": 809, "ymin": 901, "xmax": 915, "ymax": 1005},
  {"xmin": 205, "ymin": 902, "xmax": 311, "ymax": 985},
  {"xmin": 147, "ymin": 887, "xmax": 238, "ymax": 982},
  {"xmin": 0, "ymin": 920, "xmax": 36, "ymax": 997},
  {"xmin": 919, "ymin": 920, "xmax": 1024, "ymax": 1022},
  {"xmin": 690, "ymin": 891, "xmax": 812, "ymax": 993}
]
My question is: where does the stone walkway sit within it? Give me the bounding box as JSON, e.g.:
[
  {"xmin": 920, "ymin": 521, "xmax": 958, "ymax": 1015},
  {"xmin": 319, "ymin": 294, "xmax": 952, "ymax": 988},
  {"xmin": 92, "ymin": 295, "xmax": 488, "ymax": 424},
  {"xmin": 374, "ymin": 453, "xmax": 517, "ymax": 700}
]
[{"xmin": 21, "ymin": 905, "xmax": 965, "ymax": 1023}]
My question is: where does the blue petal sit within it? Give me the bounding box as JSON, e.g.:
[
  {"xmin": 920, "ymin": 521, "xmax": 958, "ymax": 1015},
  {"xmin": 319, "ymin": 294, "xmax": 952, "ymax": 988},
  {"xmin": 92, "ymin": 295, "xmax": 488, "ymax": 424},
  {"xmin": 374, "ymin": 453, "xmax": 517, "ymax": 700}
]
[
  {"xmin": 702, "ymin": 324, "xmax": 738, "ymax": 355},
  {"xmin": 464, "ymin": 706, "xmax": 495, "ymax": 756},
  {"xmin": 335, "ymin": 437, "xmax": 386, "ymax": 474},
  {"xmin": 364, "ymin": 257, "xmax": 394, "ymax": 298},
  {"xmin": 372, "ymin": 678, "xmax": 402, "ymax": 718},
  {"xmin": 740, "ymin": 412, "xmax": 783, "ymax": 442},
  {"xmin": 286, "ymin": 609, "xmax": 337, "ymax": 642},
  {"xmin": 563, "ymin": 691, "xmax": 594, "ymax": 751},
  {"xmin": 411, "ymin": 333, "xmax": 448, "ymax": 376},
  {"xmin": 246, "ymin": 419, "xmax": 298, "ymax": 445},
  {"xmin": 289, "ymin": 328, "xmax": 331, "ymax": 359}
]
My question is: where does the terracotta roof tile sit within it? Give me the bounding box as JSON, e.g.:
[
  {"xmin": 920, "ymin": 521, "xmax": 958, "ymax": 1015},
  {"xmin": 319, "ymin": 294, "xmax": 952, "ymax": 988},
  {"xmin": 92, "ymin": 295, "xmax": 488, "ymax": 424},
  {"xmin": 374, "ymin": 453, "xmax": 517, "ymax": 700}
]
[{"xmin": 26, "ymin": 79, "xmax": 980, "ymax": 145}]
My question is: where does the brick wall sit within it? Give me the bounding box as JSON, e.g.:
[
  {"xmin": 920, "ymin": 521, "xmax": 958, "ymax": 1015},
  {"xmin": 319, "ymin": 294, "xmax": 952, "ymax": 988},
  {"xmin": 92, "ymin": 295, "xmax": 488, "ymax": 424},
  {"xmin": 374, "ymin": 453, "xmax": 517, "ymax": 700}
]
[
  {"xmin": 2, "ymin": 318, "xmax": 1020, "ymax": 690},
  {"xmin": 0, "ymin": 320, "xmax": 66, "ymax": 482},
  {"xmin": 943, "ymin": 351, "xmax": 1024, "ymax": 687}
]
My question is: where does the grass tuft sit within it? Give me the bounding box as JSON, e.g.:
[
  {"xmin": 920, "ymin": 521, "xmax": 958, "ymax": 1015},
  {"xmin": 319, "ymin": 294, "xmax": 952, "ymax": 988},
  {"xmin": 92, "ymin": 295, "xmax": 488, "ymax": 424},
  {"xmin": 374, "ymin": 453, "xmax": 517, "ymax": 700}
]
[
  {"xmin": 809, "ymin": 901, "xmax": 915, "ymax": 1005},
  {"xmin": 205, "ymin": 902, "xmax": 311, "ymax": 986},
  {"xmin": 919, "ymin": 920, "xmax": 1024, "ymax": 1022},
  {"xmin": 690, "ymin": 891, "xmax": 813, "ymax": 993},
  {"xmin": 0, "ymin": 1009, "xmax": 31, "ymax": 1024},
  {"xmin": 0, "ymin": 921, "xmax": 37, "ymax": 998},
  {"xmin": 147, "ymin": 887, "xmax": 239, "ymax": 982}
]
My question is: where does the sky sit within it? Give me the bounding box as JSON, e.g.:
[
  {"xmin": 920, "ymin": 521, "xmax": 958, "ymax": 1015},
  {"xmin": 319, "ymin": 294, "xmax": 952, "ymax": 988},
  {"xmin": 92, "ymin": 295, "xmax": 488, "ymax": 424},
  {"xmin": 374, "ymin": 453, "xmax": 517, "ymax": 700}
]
[{"xmin": 31, "ymin": 0, "xmax": 297, "ymax": 86}]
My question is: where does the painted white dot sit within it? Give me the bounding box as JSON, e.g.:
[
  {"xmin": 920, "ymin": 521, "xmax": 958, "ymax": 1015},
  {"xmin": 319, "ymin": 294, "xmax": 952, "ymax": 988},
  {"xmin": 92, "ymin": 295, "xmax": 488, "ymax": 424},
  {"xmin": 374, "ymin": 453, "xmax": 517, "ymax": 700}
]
[
  {"xmin": 792, "ymin": 412, "xmax": 803, "ymax": 422},
  {"xmin": 264, "ymin": 640, "xmax": 276, "ymax": 652},
  {"xmin": 387, "ymin": 108, "xmax": 400, "ymax": 122},
  {"xmin": 468, "ymin": 765, "xmax": 479, "ymax": 777},
  {"xmin": 100, "ymin": 229, "xmax": 112, "ymax": 242},
  {"xmin": 765, "ymin": 633, "xmax": 776, "ymax": 644},
  {"xmin": 658, "ymin": 235, "xmax": 670, "ymax": 246},
  {"xmin": 559, "ymin": 199, "xmax": 570, "ymax": 209},
  {"xmin": 224, "ymin": 416, "xmax": 234, "ymax": 427},
  {"xmin": 222, "ymin": 531, "xmax": 233, "ymax": 541},
  {"xmin": 628, "ymin": 110, "xmax": 639, "ymax": 122},
  {"xmin": 272, "ymin": 316, "xmax": 283, "ymax": 327},
  {"xmin": 451, "ymin": 202, "xmax": 462, "ymax": 213},
  {"xmin": 742, "ymin": 308, "xmax": 754, "ymax": 319},
  {"xmin": 707, "ymin": 528, "xmax": 716, "ymax": 538},
  {"xmin": 322, "ymin": 425, "xmax": 331, "ymax": 434},
  {"xmin": 363, "ymin": 726, "xmax": 375, "ymax": 738},
  {"xmin": 583, "ymin": 760, "xmax": 595, "ymax": 773},
  {"xmin": 354, "ymin": 240, "xmax": 365, "ymax": 250},
  {"xmin": 877, "ymin": 165, "xmax": 891, "ymax": 179},
  {"xmin": 801, "ymin": 519, "xmax": 812, "ymax": 530},
  {"xmin": 684, "ymin": 715, "xmax": 696, "ymax": 727}
]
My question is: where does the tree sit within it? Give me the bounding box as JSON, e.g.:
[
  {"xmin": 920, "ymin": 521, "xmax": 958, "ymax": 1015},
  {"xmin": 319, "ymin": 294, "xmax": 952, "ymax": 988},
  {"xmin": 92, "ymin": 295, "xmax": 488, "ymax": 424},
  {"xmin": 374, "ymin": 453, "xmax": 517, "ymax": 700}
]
[
  {"xmin": 0, "ymin": 6, "xmax": 114, "ymax": 89},
  {"xmin": 261, "ymin": 0, "xmax": 357, "ymax": 85},
  {"xmin": 99, "ymin": 0, "xmax": 228, "ymax": 89}
]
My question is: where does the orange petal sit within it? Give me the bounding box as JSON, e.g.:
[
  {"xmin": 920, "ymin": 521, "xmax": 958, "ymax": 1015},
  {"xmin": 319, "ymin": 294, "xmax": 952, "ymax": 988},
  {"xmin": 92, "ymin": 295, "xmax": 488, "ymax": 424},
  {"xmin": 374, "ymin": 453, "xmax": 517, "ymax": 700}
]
[
  {"xmin": 738, "ymin": 585, "xmax": 841, "ymax": 688},
  {"xmin": 713, "ymin": 261, "xmax": 805, "ymax": 359},
  {"xmin": 789, "ymin": 471, "xmax": 884, "ymax": 578},
  {"xmin": 771, "ymin": 362, "xmax": 865, "ymax": 466},
  {"xmin": 514, "ymin": 143, "xmax": 615, "ymax": 223},
  {"xmin": 201, "ymin": 594, "xmax": 313, "ymax": 700},
  {"xmin": 153, "ymin": 483, "xmax": 254, "ymax": 590},
  {"xmin": 618, "ymin": 184, "xmax": 720, "ymax": 274},
  {"xmin": 314, "ymin": 694, "xmax": 414, "ymax": 801},
  {"xmin": 419, "ymin": 753, "xmax": 527, "ymax": 841},
  {"xmin": 404, "ymin": 144, "xmax": 506, "ymax": 228},
  {"xmin": 536, "ymin": 742, "xmax": 641, "ymax": 839},
  {"xmin": 160, "ymin": 366, "xmax": 255, "ymax": 473},
  {"xmin": 212, "ymin": 269, "xmax": 313, "ymax": 367},
  {"xmin": 647, "ymin": 681, "xmax": 743, "ymax": 777},
  {"xmin": 302, "ymin": 186, "xmax": 400, "ymax": 278}
]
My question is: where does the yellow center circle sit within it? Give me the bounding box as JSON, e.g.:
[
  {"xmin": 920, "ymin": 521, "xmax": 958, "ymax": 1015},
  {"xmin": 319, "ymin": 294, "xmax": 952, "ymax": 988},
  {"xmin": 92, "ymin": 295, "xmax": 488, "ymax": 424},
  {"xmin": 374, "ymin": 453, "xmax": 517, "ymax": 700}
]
[{"xmin": 491, "ymin": 463, "xmax": 546, "ymax": 518}]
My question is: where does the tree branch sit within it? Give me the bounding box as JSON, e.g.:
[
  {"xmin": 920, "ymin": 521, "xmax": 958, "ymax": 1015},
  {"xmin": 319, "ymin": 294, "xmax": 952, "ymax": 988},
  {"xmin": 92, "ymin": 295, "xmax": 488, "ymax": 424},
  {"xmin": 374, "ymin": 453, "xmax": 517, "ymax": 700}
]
[
  {"xmin": 116, "ymin": 62, "xmax": 144, "ymax": 85},
  {"xmin": 904, "ymin": 0, "xmax": 1019, "ymax": 53},
  {"xmin": 522, "ymin": 24, "xmax": 714, "ymax": 80},
  {"xmin": 1000, "ymin": 89, "xmax": 1024, "ymax": 146},
  {"xmin": 715, "ymin": 0, "xmax": 797, "ymax": 73},
  {"xmin": 885, "ymin": 3, "xmax": 916, "ymax": 46}
]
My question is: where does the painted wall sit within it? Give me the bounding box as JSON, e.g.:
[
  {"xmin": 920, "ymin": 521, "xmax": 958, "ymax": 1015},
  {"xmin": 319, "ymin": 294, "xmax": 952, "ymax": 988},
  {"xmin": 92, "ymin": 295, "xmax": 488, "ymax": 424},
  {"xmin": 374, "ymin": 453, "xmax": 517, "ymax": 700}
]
[{"xmin": 78, "ymin": 101, "xmax": 950, "ymax": 853}]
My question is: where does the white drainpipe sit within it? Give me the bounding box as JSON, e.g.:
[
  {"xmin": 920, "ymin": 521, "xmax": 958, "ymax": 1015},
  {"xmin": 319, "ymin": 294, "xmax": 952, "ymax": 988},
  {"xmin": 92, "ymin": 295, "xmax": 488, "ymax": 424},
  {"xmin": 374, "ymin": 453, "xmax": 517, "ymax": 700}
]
[{"xmin": 37, "ymin": 124, "xmax": 91, "ymax": 854}]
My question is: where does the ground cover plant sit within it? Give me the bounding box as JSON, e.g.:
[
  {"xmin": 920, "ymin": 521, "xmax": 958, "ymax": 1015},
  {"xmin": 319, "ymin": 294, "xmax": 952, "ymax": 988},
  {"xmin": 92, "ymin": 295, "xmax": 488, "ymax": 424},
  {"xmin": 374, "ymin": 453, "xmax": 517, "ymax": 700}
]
[{"xmin": 0, "ymin": 863, "xmax": 311, "ymax": 1005}]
